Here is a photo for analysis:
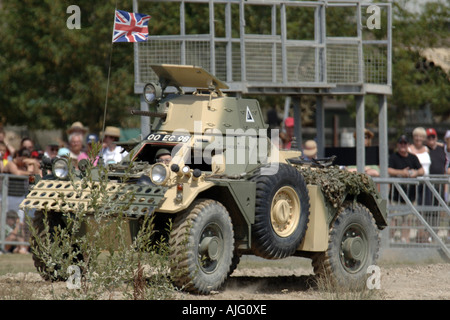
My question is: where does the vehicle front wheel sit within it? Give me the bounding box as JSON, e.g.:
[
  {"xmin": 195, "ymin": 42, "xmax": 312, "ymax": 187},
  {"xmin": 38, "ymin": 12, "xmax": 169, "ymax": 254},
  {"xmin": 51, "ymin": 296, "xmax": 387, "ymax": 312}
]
[{"xmin": 169, "ymin": 199, "xmax": 234, "ymax": 294}]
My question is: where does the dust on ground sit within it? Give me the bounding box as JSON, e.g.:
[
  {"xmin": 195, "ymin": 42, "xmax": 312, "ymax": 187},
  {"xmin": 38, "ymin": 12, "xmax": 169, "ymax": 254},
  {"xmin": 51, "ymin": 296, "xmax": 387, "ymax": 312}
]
[
  {"xmin": 0, "ymin": 253, "xmax": 448, "ymax": 300},
  {"xmin": 177, "ymin": 256, "xmax": 449, "ymax": 300}
]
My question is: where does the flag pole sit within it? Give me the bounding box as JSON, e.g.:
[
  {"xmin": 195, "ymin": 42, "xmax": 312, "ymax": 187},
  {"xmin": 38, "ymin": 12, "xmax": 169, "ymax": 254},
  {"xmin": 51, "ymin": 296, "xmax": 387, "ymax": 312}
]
[{"xmin": 101, "ymin": 6, "xmax": 118, "ymax": 144}]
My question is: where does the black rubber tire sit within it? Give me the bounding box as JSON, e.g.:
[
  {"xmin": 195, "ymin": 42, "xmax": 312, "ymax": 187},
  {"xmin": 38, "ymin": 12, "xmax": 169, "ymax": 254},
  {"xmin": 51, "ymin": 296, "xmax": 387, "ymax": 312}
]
[
  {"xmin": 312, "ymin": 201, "xmax": 380, "ymax": 289},
  {"xmin": 169, "ymin": 199, "xmax": 234, "ymax": 294},
  {"xmin": 252, "ymin": 163, "xmax": 310, "ymax": 259},
  {"xmin": 227, "ymin": 249, "xmax": 241, "ymax": 277}
]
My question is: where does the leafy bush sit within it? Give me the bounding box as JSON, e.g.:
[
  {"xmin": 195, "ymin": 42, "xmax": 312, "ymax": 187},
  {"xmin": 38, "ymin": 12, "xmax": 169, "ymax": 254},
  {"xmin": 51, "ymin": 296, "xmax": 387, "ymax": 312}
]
[{"xmin": 27, "ymin": 155, "xmax": 176, "ymax": 300}]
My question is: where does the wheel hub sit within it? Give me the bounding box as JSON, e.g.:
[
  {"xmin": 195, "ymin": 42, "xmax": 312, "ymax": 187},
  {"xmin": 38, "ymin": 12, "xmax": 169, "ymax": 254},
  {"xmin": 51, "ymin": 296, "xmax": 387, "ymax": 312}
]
[
  {"xmin": 199, "ymin": 236, "xmax": 221, "ymax": 261},
  {"xmin": 342, "ymin": 236, "xmax": 364, "ymax": 260},
  {"xmin": 273, "ymin": 200, "xmax": 291, "ymax": 225},
  {"xmin": 270, "ymin": 186, "xmax": 300, "ymax": 237}
]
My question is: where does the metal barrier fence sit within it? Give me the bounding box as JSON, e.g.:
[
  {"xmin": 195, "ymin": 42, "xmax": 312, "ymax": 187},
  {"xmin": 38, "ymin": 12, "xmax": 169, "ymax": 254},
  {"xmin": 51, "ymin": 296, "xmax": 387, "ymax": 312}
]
[
  {"xmin": 0, "ymin": 174, "xmax": 30, "ymax": 253},
  {"xmin": 373, "ymin": 175, "xmax": 450, "ymax": 260},
  {"xmin": 1, "ymin": 173, "xmax": 449, "ymax": 259}
]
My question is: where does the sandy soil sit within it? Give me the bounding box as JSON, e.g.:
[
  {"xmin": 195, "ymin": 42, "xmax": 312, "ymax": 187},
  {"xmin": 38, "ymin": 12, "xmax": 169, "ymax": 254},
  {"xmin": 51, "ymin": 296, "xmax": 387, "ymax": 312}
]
[
  {"xmin": 179, "ymin": 260, "xmax": 450, "ymax": 300},
  {"xmin": 0, "ymin": 255, "xmax": 448, "ymax": 300}
]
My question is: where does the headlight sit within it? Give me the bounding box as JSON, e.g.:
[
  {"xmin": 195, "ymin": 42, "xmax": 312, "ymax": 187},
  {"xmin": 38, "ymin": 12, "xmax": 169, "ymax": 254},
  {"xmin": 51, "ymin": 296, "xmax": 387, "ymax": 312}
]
[
  {"xmin": 143, "ymin": 82, "xmax": 162, "ymax": 104},
  {"xmin": 52, "ymin": 158, "xmax": 70, "ymax": 180},
  {"xmin": 150, "ymin": 163, "xmax": 169, "ymax": 185}
]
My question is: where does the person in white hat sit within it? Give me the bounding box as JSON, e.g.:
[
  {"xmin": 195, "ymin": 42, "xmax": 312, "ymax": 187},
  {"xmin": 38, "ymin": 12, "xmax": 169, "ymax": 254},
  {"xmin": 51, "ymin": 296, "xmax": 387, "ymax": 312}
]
[
  {"xmin": 101, "ymin": 126, "xmax": 128, "ymax": 165},
  {"xmin": 67, "ymin": 121, "xmax": 88, "ymax": 136}
]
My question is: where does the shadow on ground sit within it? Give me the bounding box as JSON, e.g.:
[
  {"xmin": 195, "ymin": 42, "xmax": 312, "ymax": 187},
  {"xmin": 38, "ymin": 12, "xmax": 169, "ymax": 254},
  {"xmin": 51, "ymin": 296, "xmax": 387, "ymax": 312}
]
[{"xmin": 223, "ymin": 274, "xmax": 317, "ymax": 293}]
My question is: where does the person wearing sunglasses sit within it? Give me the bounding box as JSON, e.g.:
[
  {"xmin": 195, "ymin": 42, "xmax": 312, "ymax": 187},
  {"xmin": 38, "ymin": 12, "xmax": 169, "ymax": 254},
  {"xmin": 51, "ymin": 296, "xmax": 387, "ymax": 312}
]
[
  {"xmin": 43, "ymin": 141, "xmax": 60, "ymax": 160},
  {"xmin": 388, "ymin": 135, "xmax": 424, "ymax": 179},
  {"xmin": 388, "ymin": 134, "xmax": 425, "ymax": 242},
  {"xmin": 388, "ymin": 134, "xmax": 424, "ymax": 203}
]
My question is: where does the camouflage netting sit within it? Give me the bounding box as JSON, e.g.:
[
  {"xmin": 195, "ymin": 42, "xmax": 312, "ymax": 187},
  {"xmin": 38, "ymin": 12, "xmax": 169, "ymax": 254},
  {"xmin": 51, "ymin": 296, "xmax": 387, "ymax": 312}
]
[{"xmin": 295, "ymin": 166, "xmax": 377, "ymax": 208}]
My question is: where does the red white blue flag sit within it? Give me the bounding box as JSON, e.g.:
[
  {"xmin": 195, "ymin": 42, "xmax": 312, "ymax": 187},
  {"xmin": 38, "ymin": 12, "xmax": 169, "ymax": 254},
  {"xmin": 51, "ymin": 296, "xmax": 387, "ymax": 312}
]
[{"xmin": 113, "ymin": 10, "xmax": 151, "ymax": 43}]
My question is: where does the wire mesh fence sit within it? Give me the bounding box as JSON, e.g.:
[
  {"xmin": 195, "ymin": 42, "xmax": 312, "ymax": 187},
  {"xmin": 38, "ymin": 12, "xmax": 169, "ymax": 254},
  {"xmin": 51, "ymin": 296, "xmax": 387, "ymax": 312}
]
[
  {"xmin": 326, "ymin": 44, "xmax": 360, "ymax": 84},
  {"xmin": 138, "ymin": 39, "xmax": 385, "ymax": 86},
  {"xmin": 135, "ymin": 0, "xmax": 391, "ymax": 94},
  {"xmin": 364, "ymin": 44, "xmax": 388, "ymax": 84}
]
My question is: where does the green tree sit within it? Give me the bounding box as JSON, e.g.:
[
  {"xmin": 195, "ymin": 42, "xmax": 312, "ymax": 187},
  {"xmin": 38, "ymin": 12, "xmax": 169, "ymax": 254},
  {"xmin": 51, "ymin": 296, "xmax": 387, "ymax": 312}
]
[
  {"xmin": 345, "ymin": 0, "xmax": 449, "ymax": 128},
  {"xmin": 0, "ymin": 0, "xmax": 140, "ymax": 132},
  {"xmin": 389, "ymin": 0, "xmax": 450, "ymax": 123},
  {"xmin": 0, "ymin": 1, "xmax": 447, "ymax": 132}
]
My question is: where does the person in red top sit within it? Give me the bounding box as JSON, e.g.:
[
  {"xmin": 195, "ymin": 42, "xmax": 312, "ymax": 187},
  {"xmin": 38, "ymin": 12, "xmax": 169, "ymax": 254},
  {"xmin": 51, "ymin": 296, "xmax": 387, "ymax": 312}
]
[
  {"xmin": 425, "ymin": 128, "xmax": 447, "ymax": 208},
  {"xmin": 426, "ymin": 128, "xmax": 447, "ymax": 175},
  {"xmin": 280, "ymin": 117, "xmax": 294, "ymax": 150}
]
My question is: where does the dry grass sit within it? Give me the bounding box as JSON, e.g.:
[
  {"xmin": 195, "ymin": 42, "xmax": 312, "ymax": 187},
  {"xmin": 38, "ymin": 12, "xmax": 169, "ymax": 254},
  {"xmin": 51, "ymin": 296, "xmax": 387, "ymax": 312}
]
[
  {"xmin": 313, "ymin": 269, "xmax": 385, "ymax": 300},
  {"xmin": 0, "ymin": 254, "xmax": 58, "ymax": 299},
  {"xmin": 0, "ymin": 253, "xmax": 35, "ymax": 276}
]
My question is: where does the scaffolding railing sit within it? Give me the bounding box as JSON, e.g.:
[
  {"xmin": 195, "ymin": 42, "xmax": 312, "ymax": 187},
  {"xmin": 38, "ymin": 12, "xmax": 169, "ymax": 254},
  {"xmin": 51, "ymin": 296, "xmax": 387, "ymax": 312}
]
[{"xmin": 134, "ymin": 0, "xmax": 392, "ymax": 96}]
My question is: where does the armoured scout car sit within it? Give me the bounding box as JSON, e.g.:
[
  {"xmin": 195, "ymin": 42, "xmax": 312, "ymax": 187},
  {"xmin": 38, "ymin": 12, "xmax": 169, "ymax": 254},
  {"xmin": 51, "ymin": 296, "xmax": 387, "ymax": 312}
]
[{"xmin": 21, "ymin": 64, "xmax": 387, "ymax": 294}]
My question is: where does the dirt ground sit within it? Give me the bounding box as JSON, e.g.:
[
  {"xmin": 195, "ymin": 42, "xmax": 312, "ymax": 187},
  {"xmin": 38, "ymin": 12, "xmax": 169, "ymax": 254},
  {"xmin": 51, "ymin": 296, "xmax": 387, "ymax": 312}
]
[
  {"xmin": 214, "ymin": 261, "xmax": 450, "ymax": 300},
  {"xmin": 0, "ymin": 251, "xmax": 448, "ymax": 300}
]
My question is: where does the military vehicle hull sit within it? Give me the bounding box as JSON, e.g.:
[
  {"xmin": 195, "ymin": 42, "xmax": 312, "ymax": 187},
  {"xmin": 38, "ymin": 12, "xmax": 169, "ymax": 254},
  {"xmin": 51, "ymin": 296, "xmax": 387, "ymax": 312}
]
[{"xmin": 21, "ymin": 64, "xmax": 387, "ymax": 294}]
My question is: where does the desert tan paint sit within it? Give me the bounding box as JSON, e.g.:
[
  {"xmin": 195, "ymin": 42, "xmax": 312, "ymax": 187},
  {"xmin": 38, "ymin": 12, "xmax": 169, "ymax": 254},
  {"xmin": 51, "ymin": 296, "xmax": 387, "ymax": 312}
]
[{"xmin": 297, "ymin": 185, "xmax": 329, "ymax": 252}]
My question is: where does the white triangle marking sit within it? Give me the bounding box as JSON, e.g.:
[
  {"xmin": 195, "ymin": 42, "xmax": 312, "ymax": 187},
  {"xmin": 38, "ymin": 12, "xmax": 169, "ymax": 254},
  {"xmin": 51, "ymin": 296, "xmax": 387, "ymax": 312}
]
[{"xmin": 246, "ymin": 106, "xmax": 255, "ymax": 122}]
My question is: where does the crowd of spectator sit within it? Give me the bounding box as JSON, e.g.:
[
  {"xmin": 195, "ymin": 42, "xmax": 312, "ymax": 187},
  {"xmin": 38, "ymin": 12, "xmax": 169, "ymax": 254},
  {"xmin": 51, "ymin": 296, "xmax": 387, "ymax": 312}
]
[
  {"xmin": 0, "ymin": 122, "xmax": 128, "ymax": 176},
  {"xmin": 388, "ymin": 127, "xmax": 450, "ymax": 243},
  {"xmin": 1, "ymin": 118, "xmax": 450, "ymax": 253},
  {"xmin": 272, "ymin": 111, "xmax": 449, "ymax": 245},
  {"xmin": 0, "ymin": 122, "xmax": 128, "ymax": 254},
  {"xmin": 388, "ymin": 127, "xmax": 449, "ymax": 179},
  {"xmin": 274, "ymin": 114, "xmax": 449, "ymax": 179}
]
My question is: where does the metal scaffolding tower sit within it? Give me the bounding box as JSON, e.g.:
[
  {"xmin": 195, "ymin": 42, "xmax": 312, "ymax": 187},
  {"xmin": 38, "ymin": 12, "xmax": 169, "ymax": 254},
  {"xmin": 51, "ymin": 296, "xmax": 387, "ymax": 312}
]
[{"xmin": 133, "ymin": 0, "xmax": 392, "ymax": 194}]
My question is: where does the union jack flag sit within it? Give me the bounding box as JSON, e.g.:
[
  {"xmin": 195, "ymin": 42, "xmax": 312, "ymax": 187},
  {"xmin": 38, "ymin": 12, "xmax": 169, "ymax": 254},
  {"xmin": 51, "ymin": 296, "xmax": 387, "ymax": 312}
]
[{"xmin": 113, "ymin": 10, "xmax": 151, "ymax": 43}]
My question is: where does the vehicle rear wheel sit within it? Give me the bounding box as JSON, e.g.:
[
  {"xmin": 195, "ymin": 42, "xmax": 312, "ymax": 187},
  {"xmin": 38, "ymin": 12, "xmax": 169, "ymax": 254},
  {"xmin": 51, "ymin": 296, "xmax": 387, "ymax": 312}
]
[
  {"xmin": 169, "ymin": 199, "xmax": 234, "ymax": 294},
  {"xmin": 312, "ymin": 202, "xmax": 380, "ymax": 289},
  {"xmin": 252, "ymin": 163, "xmax": 310, "ymax": 259}
]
